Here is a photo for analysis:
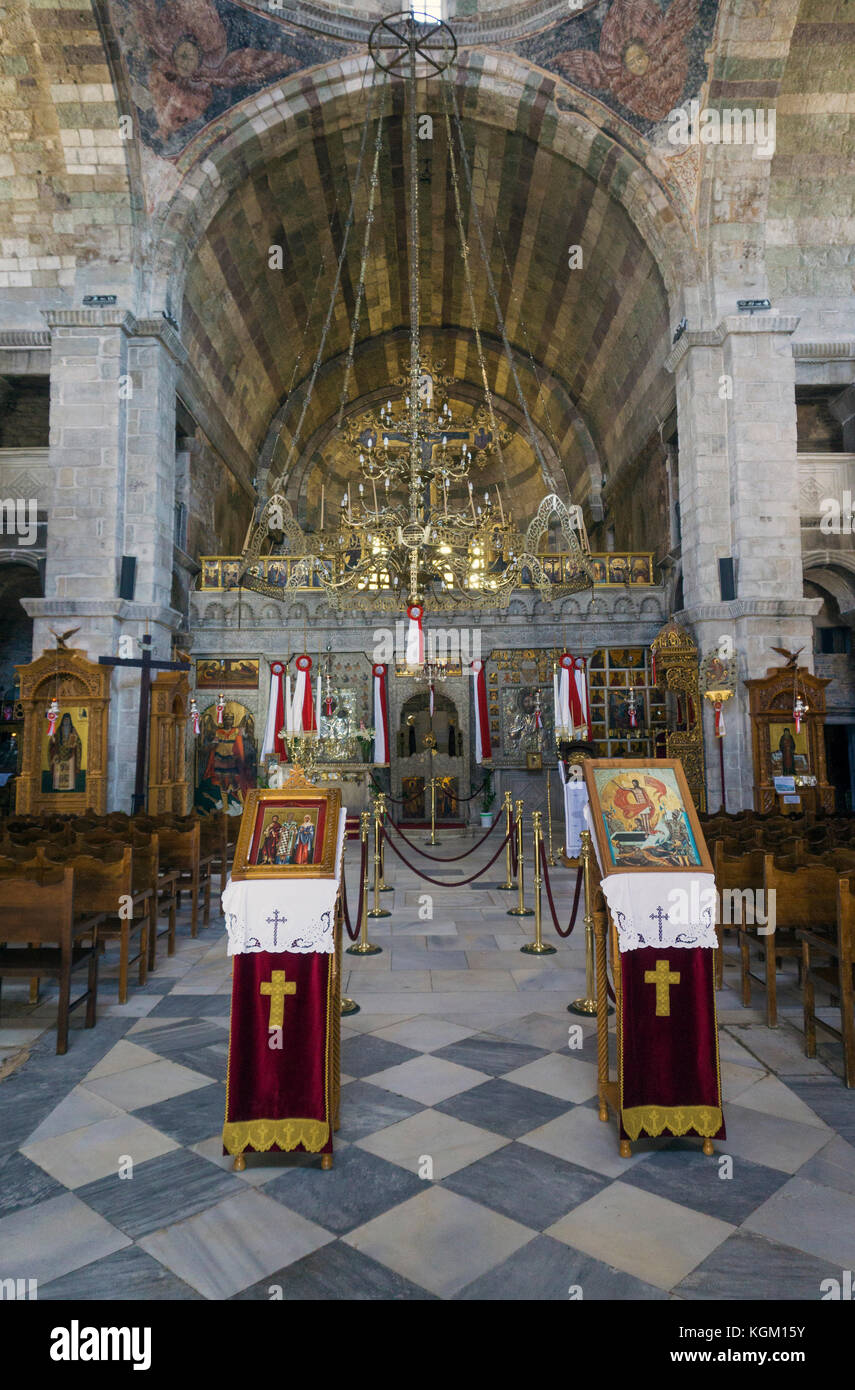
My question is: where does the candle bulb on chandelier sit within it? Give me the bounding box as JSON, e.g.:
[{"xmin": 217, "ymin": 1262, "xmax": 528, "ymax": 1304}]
[{"xmin": 320, "ymin": 485, "xmax": 324, "ymax": 531}]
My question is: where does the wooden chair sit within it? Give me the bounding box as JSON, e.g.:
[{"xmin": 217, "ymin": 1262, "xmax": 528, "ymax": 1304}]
[
  {"xmin": 0, "ymin": 867, "xmax": 100, "ymax": 1054},
  {"xmin": 740, "ymin": 856, "xmax": 838, "ymax": 1027},
  {"xmin": 713, "ymin": 845, "xmax": 766, "ymax": 989},
  {"xmin": 800, "ymin": 872, "xmax": 855, "ymax": 1087},
  {"xmin": 158, "ymin": 822, "xmax": 208, "ymax": 936},
  {"xmin": 40, "ymin": 845, "xmax": 141, "ymax": 1005},
  {"xmin": 199, "ymin": 811, "xmax": 228, "ymax": 900}
]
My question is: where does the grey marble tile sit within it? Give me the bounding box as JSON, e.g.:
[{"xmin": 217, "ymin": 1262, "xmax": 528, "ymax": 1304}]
[
  {"xmin": 444, "ymin": 1141, "xmax": 609, "ymax": 1229},
  {"xmin": 37, "ymin": 1242, "xmax": 205, "ymax": 1300},
  {"xmin": 233, "ymin": 1240, "xmax": 438, "ymax": 1300},
  {"xmin": 133, "ymin": 1081, "xmax": 227, "ymax": 1147},
  {"xmin": 147, "ymin": 994, "xmax": 231, "ymax": 1018},
  {"xmin": 341, "ymin": 1034, "xmax": 420, "ymax": 1079},
  {"xmin": 0, "ymin": 1151, "xmax": 66, "ymax": 1219},
  {"xmin": 455, "ymin": 1233, "xmax": 667, "ymax": 1301},
  {"xmin": 742, "ymin": 1174, "xmax": 855, "ymax": 1269},
  {"xmin": 675, "ymin": 1230, "xmax": 843, "ymax": 1300},
  {"xmin": 75, "ymin": 1146, "xmax": 244, "ymax": 1237},
  {"xmin": 435, "ymin": 1077, "xmax": 570, "ymax": 1140},
  {"xmin": 796, "ymin": 1135, "xmax": 855, "ymax": 1197},
  {"xmin": 621, "ymin": 1141, "xmax": 790, "ymax": 1224},
  {"xmin": 336, "ymin": 1080, "xmax": 426, "ymax": 1142},
  {"xmin": 782, "ymin": 1080, "xmax": 855, "ymax": 1146},
  {"xmin": 265, "ymin": 1142, "xmax": 424, "ymax": 1235},
  {"xmin": 431, "ymin": 1034, "xmax": 549, "ymax": 1077}
]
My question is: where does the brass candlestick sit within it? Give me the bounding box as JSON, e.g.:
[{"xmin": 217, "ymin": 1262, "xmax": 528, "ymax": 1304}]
[
  {"xmin": 425, "ymin": 775, "xmax": 439, "ymax": 845},
  {"xmin": 376, "ymin": 791, "xmax": 393, "ymax": 891},
  {"xmin": 507, "ymin": 798, "xmax": 533, "ymax": 917},
  {"xmin": 568, "ymin": 829, "xmax": 610, "ymax": 1015},
  {"xmin": 366, "ymin": 794, "xmax": 391, "ymax": 923},
  {"xmin": 545, "ymin": 769, "xmax": 557, "ymax": 866},
  {"xmin": 350, "ymin": 810, "xmax": 384, "ymax": 947},
  {"xmin": 496, "ymin": 789, "xmax": 515, "ymax": 890},
  {"xmin": 521, "ymin": 810, "xmax": 556, "ymax": 954}
]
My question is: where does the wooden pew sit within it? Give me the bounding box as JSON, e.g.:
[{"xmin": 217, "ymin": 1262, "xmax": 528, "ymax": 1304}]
[
  {"xmin": 0, "ymin": 867, "xmax": 100, "ymax": 1054},
  {"xmin": 740, "ymin": 856, "xmax": 838, "ymax": 1027},
  {"xmin": 800, "ymin": 872, "xmax": 855, "ymax": 1087}
]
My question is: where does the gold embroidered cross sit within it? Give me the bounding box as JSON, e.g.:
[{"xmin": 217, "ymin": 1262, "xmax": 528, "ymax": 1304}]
[
  {"xmin": 644, "ymin": 958, "xmax": 680, "ymax": 1017},
  {"xmin": 259, "ymin": 969, "xmax": 296, "ymax": 1028}
]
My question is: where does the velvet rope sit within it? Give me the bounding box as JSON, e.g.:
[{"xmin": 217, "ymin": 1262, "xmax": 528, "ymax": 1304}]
[
  {"xmin": 385, "ymin": 808, "xmax": 502, "ymax": 862},
  {"xmin": 540, "ymin": 854, "xmax": 583, "ymax": 939},
  {"xmin": 380, "ymin": 823, "xmax": 513, "ymax": 887},
  {"xmin": 369, "ymin": 775, "xmax": 492, "ymax": 804},
  {"xmin": 341, "ymin": 835, "xmax": 369, "ymax": 942}
]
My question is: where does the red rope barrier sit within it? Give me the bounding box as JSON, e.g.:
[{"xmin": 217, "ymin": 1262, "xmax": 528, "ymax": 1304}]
[
  {"xmin": 341, "ymin": 836, "xmax": 368, "ymax": 942},
  {"xmin": 385, "ymin": 809, "xmax": 503, "ymax": 862},
  {"xmin": 541, "ymin": 853, "xmax": 583, "ymax": 939},
  {"xmin": 380, "ymin": 823, "xmax": 513, "ymax": 887}
]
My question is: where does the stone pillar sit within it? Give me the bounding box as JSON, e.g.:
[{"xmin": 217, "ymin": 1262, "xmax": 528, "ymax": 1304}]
[
  {"xmin": 668, "ymin": 315, "xmax": 821, "ymax": 810},
  {"xmin": 22, "ymin": 309, "xmax": 183, "ymax": 810}
]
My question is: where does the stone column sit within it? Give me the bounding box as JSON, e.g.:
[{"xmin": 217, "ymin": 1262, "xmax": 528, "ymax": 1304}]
[
  {"xmin": 668, "ymin": 315, "xmax": 821, "ymax": 810},
  {"xmin": 22, "ymin": 309, "xmax": 183, "ymax": 810}
]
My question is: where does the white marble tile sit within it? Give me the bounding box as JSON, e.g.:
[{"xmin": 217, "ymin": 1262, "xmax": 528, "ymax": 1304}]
[
  {"xmin": 715, "ymin": 1101, "xmax": 831, "ymax": 1174},
  {"xmin": 85, "ymin": 1040, "xmax": 163, "ymax": 1081},
  {"xmin": 83, "ymin": 1058, "xmax": 213, "ymax": 1111},
  {"xmin": 356, "ymin": 1107, "xmax": 508, "ymax": 1178},
  {"xmin": 0, "ymin": 1192, "xmax": 130, "ymax": 1286},
  {"xmin": 22, "ymin": 1113, "xmax": 179, "ymax": 1189},
  {"xmin": 504, "ymin": 1053, "xmax": 599, "ymax": 1103},
  {"xmin": 372, "ymin": 1017, "xmax": 475, "ymax": 1052},
  {"xmin": 743, "ymin": 1176, "xmax": 855, "ymax": 1270},
  {"xmin": 344, "ymin": 1187, "xmax": 533, "ymax": 1298},
  {"xmin": 139, "ymin": 1188, "xmax": 333, "ymax": 1299},
  {"xmin": 547, "ymin": 1181, "xmax": 734, "ymax": 1290},
  {"xmin": 520, "ymin": 1105, "xmax": 654, "ymax": 1179},
  {"xmin": 733, "ymin": 1074, "xmax": 831, "ymax": 1130},
  {"xmin": 365, "ymin": 1054, "xmax": 490, "ymax": 1104},
  {"xmin": 26, "ymin": 1086, "xmax": 124, "ymax": 1145}
]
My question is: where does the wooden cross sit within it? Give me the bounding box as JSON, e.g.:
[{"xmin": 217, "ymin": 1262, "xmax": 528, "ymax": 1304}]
[
  {"xmin": 98, "ymin": 634, "xmax": 190, "ymax": 814},
  {"xmin": 259, "ymin": 969, "xmax": 297, "ymax": 1029},
  {"xmin": 644, "ymin": 958, "xmax": 681, "ymax": 1017}
]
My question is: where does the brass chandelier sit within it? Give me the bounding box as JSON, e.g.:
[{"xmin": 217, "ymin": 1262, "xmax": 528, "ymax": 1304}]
[{"xmin": 236, "ymin": 11, "xmax": 594, "ymax": 613}]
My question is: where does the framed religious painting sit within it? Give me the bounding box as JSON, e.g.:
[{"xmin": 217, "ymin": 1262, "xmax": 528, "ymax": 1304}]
[
  {"xmin": 232, "ymin": 787, "xmax": 342, "ymax": 880},
  {"xmin": 583, "ymin": 758, "xmax": 712, "ymax": 875}
]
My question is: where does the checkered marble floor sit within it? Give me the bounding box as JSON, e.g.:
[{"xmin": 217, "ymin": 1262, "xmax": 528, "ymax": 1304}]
[{"xmin": 1, "ymin": 827, "xmax": 854, "ymax": 1300}]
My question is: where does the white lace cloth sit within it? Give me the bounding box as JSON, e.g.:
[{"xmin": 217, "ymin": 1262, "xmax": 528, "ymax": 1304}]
[
  {"xmin": 584, "ymin": 804, "xmax": 717, "ymax": 954},
  {"xmin": 222, "ymin": 810, "xmax": 347, "ymax": 956}
]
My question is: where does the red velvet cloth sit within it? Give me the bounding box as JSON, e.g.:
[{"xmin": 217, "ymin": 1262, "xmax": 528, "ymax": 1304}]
[
  {"xmin": 619, "ymin": 946, "xmax": 725, "ymax": 1142},
  {"xmin": 223, "ymin": 949, "xmax": 333, "ymax": 1155}
]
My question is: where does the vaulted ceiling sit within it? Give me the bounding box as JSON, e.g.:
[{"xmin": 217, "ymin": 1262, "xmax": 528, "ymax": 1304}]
[{"xmin": 181, "ymin": 81, "xmax": 672, "ymax": 525}]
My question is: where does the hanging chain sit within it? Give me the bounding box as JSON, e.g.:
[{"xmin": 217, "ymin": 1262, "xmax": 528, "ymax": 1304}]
[
  {"xmin": 335, "ymin": 92, "xmax": 387, "ymax": 432},
  {"xmin": 440, "ymin": 72, "xmax": 508, "ymax": 489},
  {"xmin": 267, "ymin": 72, "xmax": 380, "ymax": 497},
  {"xmin": 443, "ymin": 75, "xmax": 557, "ymax": 490}
]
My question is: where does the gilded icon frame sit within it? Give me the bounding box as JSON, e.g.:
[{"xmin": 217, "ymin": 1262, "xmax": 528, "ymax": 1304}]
[
  {"xmin": 232, "ymin": 788, "xmax": 342, "ymax": 880},
  {"xmin": 583, "ymin": 758, "xmax": 712, "ymax": 876}
]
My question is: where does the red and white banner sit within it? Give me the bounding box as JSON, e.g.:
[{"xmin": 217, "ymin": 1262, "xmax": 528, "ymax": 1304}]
[
  {"xmin": 46, "ymin": 697, "xmax": 60, "ymax": 737},
  {"xmin": 406, "ymin": 603, "xmax": 424, "ymax": 667},
  {"xmin": 261, "ymin": 661, "xmax": 288, "ymax": 761},
  {"xmin": 373, "ymin": 663, "xmax": 389, "ymax": 764},
  {"xmin": 216, "ymin": 692, "xmax": 226, "ymax": 726},
  {"xmin": 190, "ymin": 697, "xmax": 201, "ymax": 736},
  {"xmin": 471, "ymin": 660, "xmax": 492, "ymax": 764},
  {"xmin": 291, "ymin": 654, "xmax": 316, "ymax": 734},
  {"xmin": 714, "ymin": 700, "xmax": 726, "ymax": 738},
  {"xmin": 556, "ymin": 652, "xmax": 590, "ymax": 739}
]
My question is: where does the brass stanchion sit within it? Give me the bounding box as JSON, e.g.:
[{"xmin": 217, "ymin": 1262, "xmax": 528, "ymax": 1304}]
[
  {"xmin": 496, "ymin": 789, "xmax": 515, "ymax": 890},
  {"xmin": 376, "ymin": 791, "xmax": 393, "ymax": 892},
  {"xmin": 568, "ymin": 829, "xmax": 612, "ymax": 1015},
  {"xmin": 349, "ymin": 810, "xmax": 384, "ymax": 949},
  {"xmin": 366, "ymin": 794, "xmax": 391, "ymax": 923},
  {"xmin": 521, "ymin": 811, "xmax": 556, "ymax": 954},
  {"xmin": 507, "ymin": 798, "xmax": 533, "ymax": 917},
  {"xmin": 425, "ymin": 775, "xmax": 439, "ymax": 846},
  {"xmin": 545, "ymin": 769, "xmax": 557, "ymax": 866}
]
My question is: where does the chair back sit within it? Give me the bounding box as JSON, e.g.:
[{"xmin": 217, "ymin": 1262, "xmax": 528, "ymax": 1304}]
[
  {"xmin": 763, "ymin": 855, "xmax": 838, "ymax": 931},
  {"xmin": 0, "ymin": 866, "xmax": 74, "ymax": 943}
]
